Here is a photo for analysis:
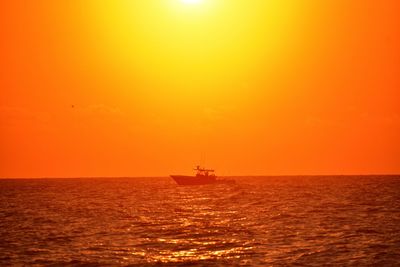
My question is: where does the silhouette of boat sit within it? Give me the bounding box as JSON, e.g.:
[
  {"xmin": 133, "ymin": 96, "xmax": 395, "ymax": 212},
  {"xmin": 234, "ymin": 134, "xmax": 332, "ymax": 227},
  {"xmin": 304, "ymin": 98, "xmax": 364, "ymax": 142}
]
[{"xmin": 170, "ymin": 166, "xmax": 235, "ymax": 185}]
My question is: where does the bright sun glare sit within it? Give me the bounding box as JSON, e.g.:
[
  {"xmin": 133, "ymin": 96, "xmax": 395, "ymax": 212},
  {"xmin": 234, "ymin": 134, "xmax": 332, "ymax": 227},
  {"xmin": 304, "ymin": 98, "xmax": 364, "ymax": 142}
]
[{"xmin": 181, "ymin": 0, "xmax": 202, "ymax": 4}]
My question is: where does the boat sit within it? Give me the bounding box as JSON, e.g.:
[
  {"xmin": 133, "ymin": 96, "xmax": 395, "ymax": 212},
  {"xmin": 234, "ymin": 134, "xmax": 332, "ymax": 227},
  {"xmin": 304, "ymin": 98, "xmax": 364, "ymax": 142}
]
[{"xmin": 170, "ymin": 166, "xmax": 235, "ymax": 185}]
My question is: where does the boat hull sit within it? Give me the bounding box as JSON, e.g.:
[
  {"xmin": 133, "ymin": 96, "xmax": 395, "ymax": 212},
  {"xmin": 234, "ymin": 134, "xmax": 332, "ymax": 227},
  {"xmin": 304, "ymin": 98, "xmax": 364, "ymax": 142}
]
[{"xmin": 170, "ymin": 175, "xmax": 217, "ymax": 186}]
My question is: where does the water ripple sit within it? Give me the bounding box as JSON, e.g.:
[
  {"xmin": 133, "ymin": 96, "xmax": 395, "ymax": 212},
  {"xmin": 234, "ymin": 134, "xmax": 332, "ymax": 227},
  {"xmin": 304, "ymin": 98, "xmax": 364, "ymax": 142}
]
[{"xmin": 0, "ymin": 176, "xmax": 399, "ymax": 266}]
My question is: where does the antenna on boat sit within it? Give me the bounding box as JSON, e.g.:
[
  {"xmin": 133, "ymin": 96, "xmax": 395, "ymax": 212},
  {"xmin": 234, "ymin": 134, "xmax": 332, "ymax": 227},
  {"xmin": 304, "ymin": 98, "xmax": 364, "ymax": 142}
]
[{"xmin": 200, "ymin": 152, "xmax": 206, "ymax": 169}]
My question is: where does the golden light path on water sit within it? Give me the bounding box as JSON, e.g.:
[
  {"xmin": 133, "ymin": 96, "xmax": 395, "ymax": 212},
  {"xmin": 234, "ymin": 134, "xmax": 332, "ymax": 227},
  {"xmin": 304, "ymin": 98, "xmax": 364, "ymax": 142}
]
[
  {"xmin": 126, "ymin": 192, "xmax": 256, "ymax": 263},
  {"xmin": 142, "ymin": 237, "xmax": 255, "ymax": 263}
]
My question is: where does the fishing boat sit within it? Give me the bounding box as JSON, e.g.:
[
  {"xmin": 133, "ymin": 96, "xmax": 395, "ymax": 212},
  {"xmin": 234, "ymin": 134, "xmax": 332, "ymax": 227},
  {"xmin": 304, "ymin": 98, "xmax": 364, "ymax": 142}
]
[{"xmin": 170, "ymin": 166, "xmax": 235, "ymax": 185}]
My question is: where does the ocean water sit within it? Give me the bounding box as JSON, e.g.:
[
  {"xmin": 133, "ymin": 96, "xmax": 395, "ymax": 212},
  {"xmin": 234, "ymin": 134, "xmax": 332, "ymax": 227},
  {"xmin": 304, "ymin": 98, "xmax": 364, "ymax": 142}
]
[{"xmin": 0, "ymin": 176, "xmax": 399, "ymax": 266}]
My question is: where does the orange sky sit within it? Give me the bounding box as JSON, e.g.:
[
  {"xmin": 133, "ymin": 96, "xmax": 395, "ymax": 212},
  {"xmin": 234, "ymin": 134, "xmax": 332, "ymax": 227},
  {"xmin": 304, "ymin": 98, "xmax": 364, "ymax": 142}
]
[{"xmin": 1, "ymin": 0, "xmax": 399, "ymax": 178}]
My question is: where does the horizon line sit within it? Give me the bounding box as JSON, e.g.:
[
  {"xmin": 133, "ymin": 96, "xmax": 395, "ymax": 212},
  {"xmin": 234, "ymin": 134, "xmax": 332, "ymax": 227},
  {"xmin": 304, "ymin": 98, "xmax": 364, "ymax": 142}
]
[{"xmin": 0, "ymin": 174, "xmax": 399, "ymax": 179}]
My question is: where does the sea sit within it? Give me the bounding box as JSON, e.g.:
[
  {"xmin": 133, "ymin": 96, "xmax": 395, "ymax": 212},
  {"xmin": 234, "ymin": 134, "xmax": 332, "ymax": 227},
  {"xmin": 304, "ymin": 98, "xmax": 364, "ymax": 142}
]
[{"xmin": 0, "ymin": 176, "xmax": 399, "ymax": 266}]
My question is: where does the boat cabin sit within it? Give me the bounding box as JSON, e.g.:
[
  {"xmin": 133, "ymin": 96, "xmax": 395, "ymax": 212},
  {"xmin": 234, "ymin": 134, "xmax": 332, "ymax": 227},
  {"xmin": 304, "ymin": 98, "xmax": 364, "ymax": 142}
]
[{"xmin": 194, "ymin": 165, "xmax": 216, "ymax": 177}]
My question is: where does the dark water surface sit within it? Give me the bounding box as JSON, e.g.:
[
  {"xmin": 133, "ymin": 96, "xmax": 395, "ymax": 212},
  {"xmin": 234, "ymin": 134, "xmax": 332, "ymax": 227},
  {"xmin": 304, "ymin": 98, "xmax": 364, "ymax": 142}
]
[{"xmin": 1, "ymin": 176, "xmax": 399, "ymax": 266}]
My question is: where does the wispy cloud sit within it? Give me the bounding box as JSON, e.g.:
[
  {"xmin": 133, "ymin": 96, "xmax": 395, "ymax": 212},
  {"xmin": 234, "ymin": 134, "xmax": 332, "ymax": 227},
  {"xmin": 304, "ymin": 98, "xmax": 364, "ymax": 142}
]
[{"xmin": 0, "ymin": 106, "xmax": 50, "ymax": 127}]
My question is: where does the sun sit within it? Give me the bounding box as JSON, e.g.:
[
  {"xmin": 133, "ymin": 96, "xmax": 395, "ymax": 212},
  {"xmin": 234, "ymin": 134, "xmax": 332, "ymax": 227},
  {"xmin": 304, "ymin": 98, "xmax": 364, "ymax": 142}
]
[{"xmin": 181, "ymin": 0, "xmax": 203, "ymax": 4}]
